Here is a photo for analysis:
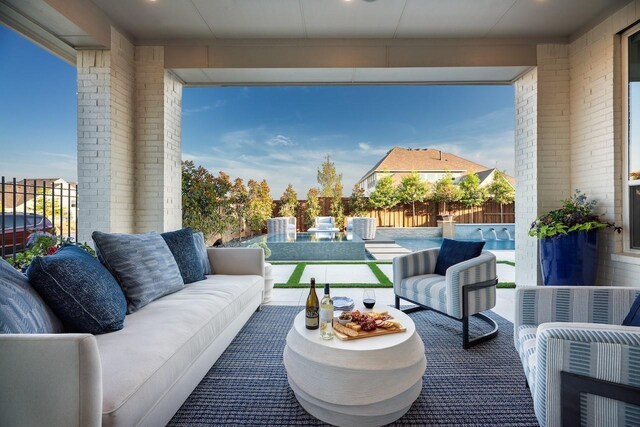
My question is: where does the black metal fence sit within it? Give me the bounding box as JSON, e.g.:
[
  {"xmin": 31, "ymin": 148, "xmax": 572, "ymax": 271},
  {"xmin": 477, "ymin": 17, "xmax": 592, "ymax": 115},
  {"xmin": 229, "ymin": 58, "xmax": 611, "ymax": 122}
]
[{"xmin": 1, "ymin": 177, "xmax": 78, "ymax": 260}]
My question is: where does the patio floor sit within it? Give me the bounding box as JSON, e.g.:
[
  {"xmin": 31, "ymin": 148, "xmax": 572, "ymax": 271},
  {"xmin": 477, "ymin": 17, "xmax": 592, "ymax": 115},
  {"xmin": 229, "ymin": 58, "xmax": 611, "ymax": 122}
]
[{"xmin": 266, "ymin": 253, "xmax": 516, "ymax": 322}]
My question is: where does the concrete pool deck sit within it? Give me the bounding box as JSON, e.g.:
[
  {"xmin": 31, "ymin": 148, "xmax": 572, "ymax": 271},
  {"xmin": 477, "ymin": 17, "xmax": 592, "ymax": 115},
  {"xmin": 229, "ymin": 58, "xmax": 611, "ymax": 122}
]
[{"xmin": 266, "ymin": 253, "xmax": 516, "ymax": 322}]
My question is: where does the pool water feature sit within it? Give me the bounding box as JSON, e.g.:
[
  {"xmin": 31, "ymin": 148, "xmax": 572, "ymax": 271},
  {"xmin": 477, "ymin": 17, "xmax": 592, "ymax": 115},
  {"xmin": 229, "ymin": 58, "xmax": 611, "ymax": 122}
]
[
  {"xmin": 243, "ymin": 232, "xmax": 365, "ymax": 261},
  {"xmin": 393, "ymin": 237, "xmax": 514, "ymax": 251}
]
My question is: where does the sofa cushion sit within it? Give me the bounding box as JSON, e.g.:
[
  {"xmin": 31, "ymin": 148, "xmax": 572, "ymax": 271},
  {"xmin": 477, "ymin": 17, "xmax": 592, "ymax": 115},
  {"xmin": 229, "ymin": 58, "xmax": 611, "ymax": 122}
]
[
  {"xmin": 0, "ymin": 257, "xmax": 63, "ymax": 334},
  {"xmin": 192, "ymin": 231, "xmax": 212, "ymax": 275},
  {"xmin": 623, "ymin": 293, "xmax": 640, "ymax": 326},
  {"xmin": 96, "ymin": 274, "xmax": 263, "ymax": 426},
  {"xmin": 27, "ymin": 245, "xmax": 127, "ymax": 334},
  {"xmin": 399, "ymin": 274, "xmax": 448, "ymax": 314},
  {"xmin": 161, "ymin": 227, "xmax": 205, "ymax": 284},
  {"xmin": 434, "ymin": 239, "xmax": 485, "ymax": 276},
  {"xmin": 92, "ymin": 231, "xmax": 184, "ymax": 314}
]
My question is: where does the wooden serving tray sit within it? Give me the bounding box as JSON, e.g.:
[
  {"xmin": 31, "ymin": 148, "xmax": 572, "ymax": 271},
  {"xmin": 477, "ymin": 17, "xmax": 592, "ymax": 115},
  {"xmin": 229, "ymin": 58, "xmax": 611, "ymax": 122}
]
[{"xmin": 332, "ymin": 319, "xmax": 406, "ymax": 341}]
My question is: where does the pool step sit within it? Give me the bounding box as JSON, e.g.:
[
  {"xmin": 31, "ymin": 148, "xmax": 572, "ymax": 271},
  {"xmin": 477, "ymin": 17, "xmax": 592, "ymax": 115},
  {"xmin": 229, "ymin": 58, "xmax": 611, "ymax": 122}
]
[{"xmin": 365, "ymin": 242, "xmax": 412, "ymax": 260}]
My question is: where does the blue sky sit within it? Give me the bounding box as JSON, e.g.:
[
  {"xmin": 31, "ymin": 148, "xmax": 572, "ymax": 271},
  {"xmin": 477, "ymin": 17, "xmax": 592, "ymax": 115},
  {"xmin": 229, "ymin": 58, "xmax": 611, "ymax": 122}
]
[{"xmin": 1, "ymin": 25, "xmax": 515, "ymax": 197}]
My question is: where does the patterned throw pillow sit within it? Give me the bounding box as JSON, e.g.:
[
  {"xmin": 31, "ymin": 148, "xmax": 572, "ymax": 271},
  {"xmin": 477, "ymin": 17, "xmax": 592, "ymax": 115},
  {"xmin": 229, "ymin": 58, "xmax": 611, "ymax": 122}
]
[
  {"xmin": 0, "ymin": 258, "xmax": 63, "ymax": 334},
  {"xmin": 192, "ymin": 231, "xmax": 212, "ymax": 275},
  {"xmin": 27, "ymin": 245, "xmax": 126, "ymax": 334},
  {"xmin": 93, "ymin": 231, "xmax": 184, "ymax": 314},
  {"xmin": 161, "ymin": 227, "xmax": 206, "ymax": 283},
  {"xmin": 434, "ymin": 239, "xmax": 486, "ymax": 276}
]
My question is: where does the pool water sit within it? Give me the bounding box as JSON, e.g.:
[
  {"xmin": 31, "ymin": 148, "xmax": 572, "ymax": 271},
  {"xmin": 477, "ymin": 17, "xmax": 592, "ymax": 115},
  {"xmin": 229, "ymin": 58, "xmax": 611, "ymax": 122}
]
[{"xmin": 394, "ymin": 237, "xmax": 515, "ymax": 251}]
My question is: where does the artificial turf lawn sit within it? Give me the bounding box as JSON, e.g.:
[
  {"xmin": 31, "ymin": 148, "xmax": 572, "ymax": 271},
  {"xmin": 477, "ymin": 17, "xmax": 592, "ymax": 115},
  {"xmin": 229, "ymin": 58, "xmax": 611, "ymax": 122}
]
[{"xmin": 272, "ymin": 261, "xmax": 515, "ymax": 289}]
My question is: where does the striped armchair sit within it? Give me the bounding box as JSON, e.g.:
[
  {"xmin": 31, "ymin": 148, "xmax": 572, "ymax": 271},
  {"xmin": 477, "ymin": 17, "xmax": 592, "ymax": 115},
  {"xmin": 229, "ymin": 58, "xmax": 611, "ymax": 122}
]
[
  {"xmin": 393, "ymin": 248, "xmax": 498, "ymax": 348},
  {"xmin": 515, "ymin": 286, "xmax": 640, "ymax": 427}
]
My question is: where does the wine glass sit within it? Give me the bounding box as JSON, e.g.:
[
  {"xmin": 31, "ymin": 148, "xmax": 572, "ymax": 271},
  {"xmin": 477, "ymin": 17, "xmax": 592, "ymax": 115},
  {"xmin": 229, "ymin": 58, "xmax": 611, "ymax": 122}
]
[{"xmin": 363, "ymin": 289, "xmax": 376, "ymax": 309}]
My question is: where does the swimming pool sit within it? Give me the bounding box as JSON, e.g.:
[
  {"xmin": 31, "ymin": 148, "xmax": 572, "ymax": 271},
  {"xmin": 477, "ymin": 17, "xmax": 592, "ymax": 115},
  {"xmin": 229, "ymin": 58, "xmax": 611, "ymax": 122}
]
[
  {"xmin": 243, "ymin": 232, "xmax": 365, "ymax": 260},
  {"xmin": 393, "ymin": 237, "xmax": 515, "ymax": 251}
]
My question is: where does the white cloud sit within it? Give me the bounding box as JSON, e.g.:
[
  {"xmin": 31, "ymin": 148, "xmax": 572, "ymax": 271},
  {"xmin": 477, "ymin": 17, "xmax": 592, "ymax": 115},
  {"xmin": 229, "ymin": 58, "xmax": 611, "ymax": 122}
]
[
  {"xmin": 266, "ymin": 134, "xmax": 296, "ymax": 147},
  {"xmin": 359, "ymin": 142, "xmax": 371, "ymax": 150},
  {"xmin": 220, "ymin": 129, "xmax": 258, "ymax": 148},
  {"xmin": 183, "ymin": 105, "xmax": 211, "ymax": 116}
]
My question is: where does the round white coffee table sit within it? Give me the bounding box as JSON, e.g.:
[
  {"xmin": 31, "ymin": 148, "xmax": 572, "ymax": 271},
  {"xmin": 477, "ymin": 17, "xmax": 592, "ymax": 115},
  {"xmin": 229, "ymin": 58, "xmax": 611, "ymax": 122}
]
[{"xmin": 283, "ymin": 306, "xmax": 426, "ymax": 427}]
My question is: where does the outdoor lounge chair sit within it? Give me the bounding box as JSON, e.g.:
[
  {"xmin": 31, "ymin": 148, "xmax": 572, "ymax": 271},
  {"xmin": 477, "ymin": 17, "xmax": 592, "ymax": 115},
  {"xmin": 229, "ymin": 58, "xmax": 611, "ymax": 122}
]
[
  {"xmin": 393, "ymin": 248, "xmax": 498, "ymax": 349},
  {"xmin": 314, "ymin": 216, "xmax": 335, "ymax": 229},
  {"xmin": 267, "ymin": 217, "xmax": 296, "ymax": 234},
  {"xmin": 514, "ymin": 286, "xmax": 640, "ymax": 427}
]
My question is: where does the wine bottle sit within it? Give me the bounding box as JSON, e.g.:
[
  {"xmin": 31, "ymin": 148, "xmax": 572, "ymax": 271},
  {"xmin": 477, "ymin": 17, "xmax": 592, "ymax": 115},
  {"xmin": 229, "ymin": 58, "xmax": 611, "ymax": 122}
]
[
  {"xmin": 320, "ymin": 283, "xmax": 334, "ymax": 340},
  {"xmin": 305, "ymin": 277, "xmax": 319, "ymax": 330}
]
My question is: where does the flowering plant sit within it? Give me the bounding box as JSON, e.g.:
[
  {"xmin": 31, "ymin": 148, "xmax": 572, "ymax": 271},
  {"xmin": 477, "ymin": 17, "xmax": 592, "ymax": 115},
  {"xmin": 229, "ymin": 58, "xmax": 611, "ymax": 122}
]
[
  {"xmin": 528, "ymin": 190, "xmax": 621, "ymax": 239},
  {"xmin": 7, "ymin": 235, "xmax": 95, "ymax": 272}
]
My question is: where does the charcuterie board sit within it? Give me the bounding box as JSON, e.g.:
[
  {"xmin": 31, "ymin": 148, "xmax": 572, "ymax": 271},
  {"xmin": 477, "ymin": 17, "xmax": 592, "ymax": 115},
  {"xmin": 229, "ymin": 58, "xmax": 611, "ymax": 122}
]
[{"xmin": 331, "ymin": 318, "xmax": 406, "ymax": 341}]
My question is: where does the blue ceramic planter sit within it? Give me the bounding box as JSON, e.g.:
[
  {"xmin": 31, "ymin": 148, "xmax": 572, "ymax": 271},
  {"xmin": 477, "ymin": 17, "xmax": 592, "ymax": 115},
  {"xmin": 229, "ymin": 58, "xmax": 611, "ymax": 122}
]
[{"xmin": 539, "ymin": 230, "xmax": 598, "ymax": 286}]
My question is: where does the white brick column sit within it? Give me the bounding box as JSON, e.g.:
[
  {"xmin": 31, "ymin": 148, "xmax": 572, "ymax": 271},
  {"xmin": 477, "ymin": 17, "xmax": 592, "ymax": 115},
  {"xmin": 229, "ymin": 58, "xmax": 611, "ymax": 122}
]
[
  {"xmin": 77, "ymin": 27, "xmax": 135, "ymax": 244},
  {"xmin": 77, "ymin": 29, "xmax": 183, "ymax": 243},
  {"xmin": 514, "ymin": 44, "xmax": 571, "ymax": 286},
  {"xmin": 135, "ymin": 46, "xmax": 183, "ymax": 233}
]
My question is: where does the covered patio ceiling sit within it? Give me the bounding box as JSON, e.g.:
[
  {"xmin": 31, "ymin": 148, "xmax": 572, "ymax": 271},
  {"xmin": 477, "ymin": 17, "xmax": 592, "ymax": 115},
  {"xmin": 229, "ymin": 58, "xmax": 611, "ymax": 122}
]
[{"xmin": 0, "ymin": 0, "xmax": 631, "ymax": 85}]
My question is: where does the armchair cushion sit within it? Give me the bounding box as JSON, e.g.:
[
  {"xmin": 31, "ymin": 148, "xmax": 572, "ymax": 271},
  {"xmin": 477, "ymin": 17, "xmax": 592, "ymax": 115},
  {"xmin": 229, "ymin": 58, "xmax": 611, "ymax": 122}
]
[
  {"xmin": 397, "ymin": 274, "xmax": 447, "ymax": 313},
  {"xmin": 434, "ymin": 239, "xmax": 485, "ymax": 275},
  {"xmin": 623, "ymin": 293, "xmax": 640, "ymax": 326}
]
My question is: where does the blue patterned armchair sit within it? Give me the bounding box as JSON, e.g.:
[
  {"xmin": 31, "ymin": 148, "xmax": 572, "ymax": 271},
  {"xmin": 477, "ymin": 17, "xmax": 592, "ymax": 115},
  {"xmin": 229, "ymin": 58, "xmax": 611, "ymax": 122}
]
[
  {"xmin": 515, "ymin": 286, "xmax": 640, "ymax": 427},
  {"xmin": 393, "ymin": 248, "xmax": 498, "ymax": 348}
]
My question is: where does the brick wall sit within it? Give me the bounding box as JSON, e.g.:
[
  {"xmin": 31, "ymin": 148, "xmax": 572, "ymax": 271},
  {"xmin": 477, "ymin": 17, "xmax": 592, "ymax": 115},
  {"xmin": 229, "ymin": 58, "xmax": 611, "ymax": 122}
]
[
  {"xmin": 109, "ymin": 28, "xmax": 135, "ymax": 233},
  {"xmin": 514, "ymin": 68, "xmax": 539, "ymax": 285},
  {"xmin": 78, "ymin": 28, "xmax": 183, "ymax": 242},
  {"xmin": 134, "ymin": 46, "xmax": 183, "ymax": 233},
  {"xmin": 568, "ymin": 2, "xmax": 640, "ymax": 286},
  {"xmin": 77, "ymin": 49, "xmax": 112, "ymax": 244},
  {"xmin": 163, "ymin": 70, "xmax": 182, "ymax": 231}
]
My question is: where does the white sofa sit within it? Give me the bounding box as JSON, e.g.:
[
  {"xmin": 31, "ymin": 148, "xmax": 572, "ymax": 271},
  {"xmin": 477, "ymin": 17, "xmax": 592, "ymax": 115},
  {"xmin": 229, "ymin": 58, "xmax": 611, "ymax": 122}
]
[{"xmin": 0, "ymin": 248, "xmax": 264, "ymax": 427}]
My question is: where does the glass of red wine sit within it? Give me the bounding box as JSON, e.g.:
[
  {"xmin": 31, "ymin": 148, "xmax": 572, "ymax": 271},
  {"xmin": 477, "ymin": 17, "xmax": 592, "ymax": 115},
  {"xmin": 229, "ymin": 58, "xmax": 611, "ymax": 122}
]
[{"xmin": 363, "ymin": 289, "xmax": 376, "ymax": 309}]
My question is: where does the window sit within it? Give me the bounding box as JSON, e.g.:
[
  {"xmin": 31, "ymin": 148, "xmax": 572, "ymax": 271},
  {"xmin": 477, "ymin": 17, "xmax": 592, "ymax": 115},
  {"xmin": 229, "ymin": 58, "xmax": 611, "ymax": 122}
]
[{"xmin": 623, "ymin": 26, "xmax": 640, "ymax": 250}]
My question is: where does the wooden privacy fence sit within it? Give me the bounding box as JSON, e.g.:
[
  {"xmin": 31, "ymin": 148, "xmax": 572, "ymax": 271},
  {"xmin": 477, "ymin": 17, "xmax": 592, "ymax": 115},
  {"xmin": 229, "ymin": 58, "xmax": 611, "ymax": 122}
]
[{"xmin": 272, "ymin": 198, "xmax": 515, "ymax": 231}]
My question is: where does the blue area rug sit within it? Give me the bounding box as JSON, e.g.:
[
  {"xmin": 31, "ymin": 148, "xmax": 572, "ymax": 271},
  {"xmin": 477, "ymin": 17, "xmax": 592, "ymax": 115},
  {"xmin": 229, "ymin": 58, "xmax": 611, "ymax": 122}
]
[{"xmin": 169, "ymin": 306, "xmax": 537, "ymax": 426}]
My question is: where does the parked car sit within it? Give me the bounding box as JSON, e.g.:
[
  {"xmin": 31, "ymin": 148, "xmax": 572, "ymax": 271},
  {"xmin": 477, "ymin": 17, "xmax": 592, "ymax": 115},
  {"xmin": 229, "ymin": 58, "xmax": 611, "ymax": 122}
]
[{"xmin": 1, "ymin": 213, "xmax": 54, "ymax": 255}]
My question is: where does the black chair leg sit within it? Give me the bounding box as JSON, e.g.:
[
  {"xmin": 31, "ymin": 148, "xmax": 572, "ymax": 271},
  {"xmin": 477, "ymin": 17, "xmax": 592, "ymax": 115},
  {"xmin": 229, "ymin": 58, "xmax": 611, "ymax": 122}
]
[
  {"xmin": 395, "ymin": 295, "xmax": 400, "ymax": 309},
  {"xmin": 462, "ymin": 313, "xmax": 499, "ymax": 349}
]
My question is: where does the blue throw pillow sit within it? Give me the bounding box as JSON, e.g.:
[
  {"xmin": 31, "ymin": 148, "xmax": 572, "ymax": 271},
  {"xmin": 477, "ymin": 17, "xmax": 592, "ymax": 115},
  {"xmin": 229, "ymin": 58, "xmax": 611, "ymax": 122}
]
[
  {"xmin": 0, "ymin": 257, "xmax": 64, "ymax": 334},
  {"xmin": 27, "ymin": 245, "xmax": 126, "ymax": 334},
  {"xmin": 93, "ymin": 231, "xmax": 184, "ymax": 314},
  {"xmin": 161, "ymin": 227, "xmax": 206, "ymax": 283},
  {"xmin": 623, "ymin": 294, "xmax": 640, "ymax": 326},
  {"xmin": 434, "ymin": 239, "xmax": 486, "ymax": 276},
  {"xmin": 192, "ymin": 231, "xmax": 212, "ymax": 275}
]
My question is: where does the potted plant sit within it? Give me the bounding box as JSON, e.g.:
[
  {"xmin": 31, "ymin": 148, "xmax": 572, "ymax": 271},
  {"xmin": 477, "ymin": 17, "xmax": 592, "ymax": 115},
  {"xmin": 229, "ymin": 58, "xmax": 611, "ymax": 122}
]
[{"xmin": 528, "ymin": 190, "xmax": 620, "ymax": 285}]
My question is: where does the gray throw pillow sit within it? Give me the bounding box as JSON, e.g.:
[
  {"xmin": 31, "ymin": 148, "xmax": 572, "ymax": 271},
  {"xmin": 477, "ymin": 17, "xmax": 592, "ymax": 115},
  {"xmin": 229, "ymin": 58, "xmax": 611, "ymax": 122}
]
[
  {"xmin": 92, "ymin": 231, "xmax": 184, "ymax": 314},
  {"xmin": 0, "ymin": 258, "xmax": 63, "ymax": 334},
  {"xmin": 192, "ymin": 231, "xmax": 212, "ymax": 275}
]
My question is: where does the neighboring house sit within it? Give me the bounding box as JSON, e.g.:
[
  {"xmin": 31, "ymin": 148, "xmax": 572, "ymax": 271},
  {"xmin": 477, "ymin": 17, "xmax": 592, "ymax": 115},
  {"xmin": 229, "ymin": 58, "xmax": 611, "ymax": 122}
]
[
  {"xmin": 356, "ymin": 147, "xmax": 514, "ymax": 195},
  {"xmin": 1, "ymin": 178, "xmax": 77, "ymax": 218}
]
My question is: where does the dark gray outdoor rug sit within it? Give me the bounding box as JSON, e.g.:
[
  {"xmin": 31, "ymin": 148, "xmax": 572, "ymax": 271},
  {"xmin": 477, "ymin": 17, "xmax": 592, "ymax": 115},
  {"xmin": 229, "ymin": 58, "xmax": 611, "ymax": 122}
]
[{"xmin": 169, "ymin": 305, "xmax": 537, "ymax": 426}]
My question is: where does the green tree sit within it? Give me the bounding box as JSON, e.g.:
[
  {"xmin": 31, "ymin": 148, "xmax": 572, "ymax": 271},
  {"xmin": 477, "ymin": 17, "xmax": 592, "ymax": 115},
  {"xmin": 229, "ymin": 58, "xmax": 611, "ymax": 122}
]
[
  {"xmin": 317, "ymin": 154, "xmax": 342, "ymax": 198},
  {"xmin": 279, "ymin": 184, "xmax": 298, "ymax": 218},
  {"xmin": 182, "ymin": 161, "xmax": 221, "ymax": 240},
  {"xmin": 246, "ymin": 179, "xmax": 274, "ymax": 235},
  {"xmin": 487, "ymin": 170, "xmax": 515, "ymax": 222},
  {"xmin": 230, "ymin": 178, "xmax": 248, "ymax": 238},
  {"xmin": 33, "ymin": 188, "xmax": 69, "ymax": 235},
  {"xmin": 430, "ymin": 171, "xmax": 462, "ymax": 214},
  {"xmin": 329, "ymin": 182, "xmax": 345, "ymax": 229},
  {"xmin": 459, "ymin": 173, "xmax": 487, "ymax": 222},
  {"xmin": 305, "ymin": 187, "xmax": 321, "ymax": 229},
  {"xmin": 349, "ymin": 184, "xmax": 370, "ymax": 217},
  {"xmin": 369, "ymin": 173, "xmax": 399, "ymax": 226},
  {"xmin": 396, "ymin": 172, "xmax": 429, "ymax": 224}
]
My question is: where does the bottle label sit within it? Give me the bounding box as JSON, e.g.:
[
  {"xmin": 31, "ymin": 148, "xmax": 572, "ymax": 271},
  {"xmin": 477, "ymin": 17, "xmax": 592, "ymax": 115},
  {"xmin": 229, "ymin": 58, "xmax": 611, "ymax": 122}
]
[
  {"xmin": 306, "ymin": 309, "xmax": 319, "ymax": 327},
  {"xmin": 320, "ymin": 307, "xmax": 333, "ymax": 323}
]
